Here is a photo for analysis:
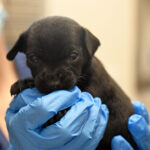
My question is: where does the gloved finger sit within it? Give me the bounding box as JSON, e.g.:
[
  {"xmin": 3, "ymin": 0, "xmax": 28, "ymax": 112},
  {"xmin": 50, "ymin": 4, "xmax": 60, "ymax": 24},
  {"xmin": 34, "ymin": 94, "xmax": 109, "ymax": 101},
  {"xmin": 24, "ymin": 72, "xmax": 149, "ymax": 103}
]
[
  {"xmin": 8, "ymin": 86, "xmax": 79, "ymax": 113},
  {"xmin": 72, "ymin": 100, "xmax": 109, "ymax": 150},
  {"xmin": 132, "ymin": 101, "xmax": 150, "ymax": 124},
  {"xmin": 91, "ymin": 103, "xmax": 109, "ymax": 148},
  {"xmin": 8, "ymin": 88, "xmax": 44, "ymax": 112},
  {"xmin": 37, "ymin": 92, "xmax": 95, "ymax": 148},
  {"xmin": 7, "ymin": 86, "xmax": 81, "ymax": 130},
  {"xmin": 5, "ymin": 88, "xmax": 45, "ymax": 130},
  {"xmin": 39, "ymin": 94, "xmax": 109, "ymax": 149},
  {"xmin": 61, "ymin": 103, "xmax": 109, "ymax": 150},
  {"xmin": 7, "ymin": 145, "xmax": 16, "ymax": 150},
  {"xmin": 128, "ymin": 114, "xmax": 150, "ymax": 150},
  {"xmin": 111, "ymin": 135, "xmax": 134, "ymax": 150},
  {"xmin": 56, "ymin": 92, "xmax": 98, "ymax": 133}
]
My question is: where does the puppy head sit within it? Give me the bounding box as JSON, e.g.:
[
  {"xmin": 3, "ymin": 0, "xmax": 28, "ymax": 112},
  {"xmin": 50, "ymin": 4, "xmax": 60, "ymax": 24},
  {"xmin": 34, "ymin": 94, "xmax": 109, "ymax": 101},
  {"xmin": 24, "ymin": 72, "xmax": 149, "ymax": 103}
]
[{"xmin": 7, "ymin": 16, "xmax": 100, "ymax": 93}]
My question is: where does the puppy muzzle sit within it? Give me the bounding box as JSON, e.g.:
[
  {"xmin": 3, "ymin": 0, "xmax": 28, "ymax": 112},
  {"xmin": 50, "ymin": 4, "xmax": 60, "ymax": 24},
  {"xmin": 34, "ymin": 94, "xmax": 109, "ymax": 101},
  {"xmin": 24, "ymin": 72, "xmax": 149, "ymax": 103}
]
[{"xmin": 34, "ymin": 69, "xmax": 77, "ymax": 94}]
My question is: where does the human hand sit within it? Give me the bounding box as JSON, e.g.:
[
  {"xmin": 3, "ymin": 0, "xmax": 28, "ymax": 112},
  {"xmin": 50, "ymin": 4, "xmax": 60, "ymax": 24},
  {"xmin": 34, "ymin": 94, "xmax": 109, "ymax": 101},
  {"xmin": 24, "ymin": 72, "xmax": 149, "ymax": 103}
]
[
  {"xmin": 6, "ymin": 86, "xmax": 109, "ymax": 150},
  {"xmin": 111, "ymin": 101, "xmax": 150, "ymax": 150}
]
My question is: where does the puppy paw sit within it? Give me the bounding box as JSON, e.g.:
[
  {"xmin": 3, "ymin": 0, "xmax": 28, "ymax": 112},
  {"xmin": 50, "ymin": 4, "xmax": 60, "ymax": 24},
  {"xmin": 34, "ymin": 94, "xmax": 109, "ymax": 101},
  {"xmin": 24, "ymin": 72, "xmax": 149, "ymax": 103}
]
[{"xmin": 10, "ymin": 78, "xmax": 35, "ymax": 95}]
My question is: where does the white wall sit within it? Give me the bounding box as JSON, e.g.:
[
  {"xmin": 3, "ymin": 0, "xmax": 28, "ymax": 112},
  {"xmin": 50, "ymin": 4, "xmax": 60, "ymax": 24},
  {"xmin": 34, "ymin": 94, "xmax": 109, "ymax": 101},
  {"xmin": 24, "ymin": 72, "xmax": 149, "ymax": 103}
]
[{"xmin": 44, "ymin": 0, "xmax": 150, "ymax": 111}]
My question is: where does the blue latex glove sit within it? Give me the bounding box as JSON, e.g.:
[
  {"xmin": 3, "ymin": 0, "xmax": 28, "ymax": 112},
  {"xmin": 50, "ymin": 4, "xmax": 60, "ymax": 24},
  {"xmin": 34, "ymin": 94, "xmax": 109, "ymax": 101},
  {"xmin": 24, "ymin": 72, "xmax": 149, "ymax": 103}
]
[
  {"xmin": 112, "ymin": 101, "xmax": 150, "ymax": 150},
  {"xmin": 5, "ymin": 86, "xmax": 109, "ymax": 150}
]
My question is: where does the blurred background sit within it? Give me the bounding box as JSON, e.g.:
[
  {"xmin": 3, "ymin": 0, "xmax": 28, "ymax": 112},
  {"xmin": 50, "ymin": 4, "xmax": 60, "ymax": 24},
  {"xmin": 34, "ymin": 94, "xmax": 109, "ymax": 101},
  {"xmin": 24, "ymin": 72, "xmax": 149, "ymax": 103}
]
[{"xmin": 0, "ymin": 0, "xmax": 150, "ymax": 138}]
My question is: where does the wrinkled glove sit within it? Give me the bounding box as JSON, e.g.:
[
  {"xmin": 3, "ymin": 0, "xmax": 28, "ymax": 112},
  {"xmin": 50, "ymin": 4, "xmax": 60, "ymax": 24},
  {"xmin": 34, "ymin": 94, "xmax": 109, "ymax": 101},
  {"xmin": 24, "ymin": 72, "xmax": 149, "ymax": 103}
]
[
  {"xmin": 6, "ymin": 86, "xmax": 109, "ymax": 150},
  {"xmin": 112, "ymin": 101, "xmax": 150, "ymax": 150}
]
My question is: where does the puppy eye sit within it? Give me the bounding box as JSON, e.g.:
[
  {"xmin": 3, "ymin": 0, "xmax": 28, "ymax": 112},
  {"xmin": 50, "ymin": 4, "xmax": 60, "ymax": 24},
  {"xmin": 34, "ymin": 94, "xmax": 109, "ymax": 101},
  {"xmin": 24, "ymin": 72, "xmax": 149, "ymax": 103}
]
[
  {"xmin": 29, "ymin": 55, "xmax": 39, "ymax": 63},
  {"xmin": 70, "ymin": 51, "xmax": 78, "ymax": 61}
]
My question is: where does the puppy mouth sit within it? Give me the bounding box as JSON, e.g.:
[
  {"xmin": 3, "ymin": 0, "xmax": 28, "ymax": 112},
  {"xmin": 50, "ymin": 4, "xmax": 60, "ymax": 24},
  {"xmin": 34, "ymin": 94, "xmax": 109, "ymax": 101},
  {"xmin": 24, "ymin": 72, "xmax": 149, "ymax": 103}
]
[
  {"xmin": 41, "ymin": 86, "xmax": 72, "ymax": 94},
  {"xmin": 35, "ymin": 76, "xmax": 77, "ymax": 94}
]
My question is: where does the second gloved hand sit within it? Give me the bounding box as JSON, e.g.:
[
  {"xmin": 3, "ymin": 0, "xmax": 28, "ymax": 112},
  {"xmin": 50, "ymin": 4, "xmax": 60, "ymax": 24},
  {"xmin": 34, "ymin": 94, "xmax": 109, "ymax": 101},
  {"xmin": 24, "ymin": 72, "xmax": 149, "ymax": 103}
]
[
  {"xmin": 6, "ymin": 86, "xmax": 109, "ymax": 150},
  {"xmin": 112, "ymin": 101, "xmax": 150, "ymax": 150}
]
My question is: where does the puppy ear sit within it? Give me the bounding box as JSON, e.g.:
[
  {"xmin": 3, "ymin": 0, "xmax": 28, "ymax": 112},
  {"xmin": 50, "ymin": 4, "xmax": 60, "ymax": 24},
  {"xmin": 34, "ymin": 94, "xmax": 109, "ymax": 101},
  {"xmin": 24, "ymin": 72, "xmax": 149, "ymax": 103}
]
[
  {"xmin": 83, "ymin": 28, "xmax": 100, "ymax": 56},
  {"xmin": 7, "ymin": 32, "xmax": 27, "ymax": 60}
]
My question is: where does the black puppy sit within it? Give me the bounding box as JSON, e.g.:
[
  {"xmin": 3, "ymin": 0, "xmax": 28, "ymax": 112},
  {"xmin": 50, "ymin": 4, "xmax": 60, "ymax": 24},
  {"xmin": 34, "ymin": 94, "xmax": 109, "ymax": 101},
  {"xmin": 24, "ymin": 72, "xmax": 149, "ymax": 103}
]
[{"xmin": 7, "ymin": 16, "xmax": 137, "ymax": 149}]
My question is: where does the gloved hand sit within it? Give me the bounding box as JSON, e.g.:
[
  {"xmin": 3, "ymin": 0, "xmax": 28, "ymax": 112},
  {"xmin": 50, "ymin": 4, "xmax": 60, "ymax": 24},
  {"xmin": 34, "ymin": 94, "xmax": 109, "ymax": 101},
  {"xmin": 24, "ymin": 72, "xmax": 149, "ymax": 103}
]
[
  {"xmin": 112, "ymin": 101, "xmax": 150, "ymax": 150},
  {"xmin": 5, "ymin": 86, "xmax": 109, "ymax": 150}
]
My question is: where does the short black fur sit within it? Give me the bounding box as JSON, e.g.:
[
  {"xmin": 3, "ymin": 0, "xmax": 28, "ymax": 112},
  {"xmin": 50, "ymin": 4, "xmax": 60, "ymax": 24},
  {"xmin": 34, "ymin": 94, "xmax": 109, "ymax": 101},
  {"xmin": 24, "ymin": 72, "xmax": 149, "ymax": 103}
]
[{"xmin": 7, "ymin": 16, "xmax": 137, "ymax": 149}]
